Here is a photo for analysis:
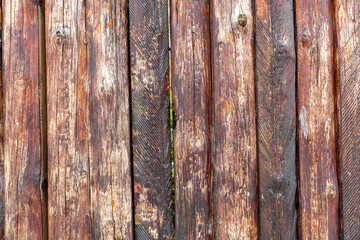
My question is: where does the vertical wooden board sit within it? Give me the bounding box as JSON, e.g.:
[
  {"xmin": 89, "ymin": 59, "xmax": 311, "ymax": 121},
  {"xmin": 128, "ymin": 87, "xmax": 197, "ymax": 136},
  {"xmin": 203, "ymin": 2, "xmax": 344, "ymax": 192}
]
[
  {"xmin": 255, "ymin": 0, "xmax": 297, "ymax": 239},
  {"xmin": 335, "ymin": 1, "xmax": 360, "ymax": 239},
  {"xmin": 295, "ymin": 0, "xmax": 339, "ymax": 239},
  {"xmin": 46, "ymin": 0, "xmax": 90, "ymax": 239},
  {"xmin": 130, "ymin": 0, "xmax": 173, "ymax": 239},
  {"xmin": 0, "ymin": 3, "xmax": 4, "ymax": 238},
  {"xmin": 87, "ymin": 0, "xmax": 133, "ymax": 238},
  {"xmin": 3, "ymin": 0, "xmax": 43, "ymax": 238},
  {"xmin": 211, "ymin": 0, "xmax": 258, "ymax": 239},
  {"xmin": 171, "ymin": 0, "xmax": 212, "ymax": 239}
]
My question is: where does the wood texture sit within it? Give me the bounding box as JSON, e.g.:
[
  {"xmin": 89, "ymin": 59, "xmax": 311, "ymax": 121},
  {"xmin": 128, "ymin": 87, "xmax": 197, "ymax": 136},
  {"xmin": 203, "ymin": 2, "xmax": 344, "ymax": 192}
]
[
  {"xmin": 3, "ymin": 0, "xmax": 43, "ymax": 238},
  {"xmin": 255, "ymin": 0, "xmax": 297, "ymax": 239},
  {"xmin": 46, "ymin": 1, "xmax": 90, "ymax": 239},
  {"xmin": 295, "ymin": 0, "xmax": 339, "ymax": 239},
  {"xmin": 335, "ymin": 1, "xmax": 360, "ymax": 239},
  {"xmin": 211, "ymin": 1, "xmax": 258, "ymax": 238},
  {"xmin": 0, "ymin": 3, "xmax": 4, "ymax": 238},
  {"xmin": 130, "ymin": 0, "xmax": 174, "ymax": 239},
  {"xmin": 46, "ymin": 0, "xmax": 133, "ymax": 239},
  {"xmin": 171, "ymin": 0, "xmax": 212, "ymax": 239}
]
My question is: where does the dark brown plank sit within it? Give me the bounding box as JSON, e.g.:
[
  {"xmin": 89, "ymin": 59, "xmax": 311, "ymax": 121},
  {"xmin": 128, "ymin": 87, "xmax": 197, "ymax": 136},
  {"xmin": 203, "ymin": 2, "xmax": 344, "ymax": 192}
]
[
  {"xmin": 86, "ymin": 1, "xmax": 133, "ymax": 238},
  {"xmin": 3, "ymin": 0, "xmax": 43, "ymax": 238},
  {"xmin": 335, "ymin": 1, "xmax": 360, "ymax": 239},
  {"xmin": 171, "ymin": 0, "xmax": 212, "ymax": 239},
  {"xmin": 295, "ymin": 0, "xmax": 339, "ymax": 239},
  {"xmin": 211, "ymin": 1, "xmax": 258, "ymax": 238},
  {"xmin": 129, "ymin": 0, "xmax": 174, "ymax": 239},
  {"xmin": 255, "ymin": 0, "xmax": 297, "ymax": 239},
  {"xmin": 46, "ymin": 1, "xmax": 90, "ymax": 239}
]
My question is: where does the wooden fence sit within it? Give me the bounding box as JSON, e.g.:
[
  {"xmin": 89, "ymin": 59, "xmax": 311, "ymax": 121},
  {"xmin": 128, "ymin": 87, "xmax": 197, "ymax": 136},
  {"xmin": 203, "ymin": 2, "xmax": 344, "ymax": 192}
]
[{"xmin": 0, "ymin": 0, "xmax": 359, "ymax": 239}]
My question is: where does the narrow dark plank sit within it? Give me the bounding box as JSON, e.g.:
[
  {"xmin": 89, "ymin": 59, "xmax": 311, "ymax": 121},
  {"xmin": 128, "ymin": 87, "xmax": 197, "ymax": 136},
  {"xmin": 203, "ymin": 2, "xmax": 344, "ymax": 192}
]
[
  {"xmin": 295, "ymin": 0, "xmax": 339, "ymax": 239},
  {"xmin": 86, "ymin": 1, "xmax": 133, "ymax": 238},
  {"xmin": 46, "ymin": 1, "xmax": 90, "ymax": 239},
  {"xmin": 255, "ymin": 0, "xmax": 297, "ymax": 239},
  {"xmin": 171, "ymin": 0, "xmax": 212, "ymax": 239},
  {"xmin": 129, "ymin": 0, "xmax": 173, "ymax": 239},
  {"xmin": 3, "ymin": 0, "xmax": 43, "ymax": 238},
  {"xmin": 211, "ymin": 1, "xmax": 258, "ymax": 238},
  {"xmin": 335, "ymin": 1, "xmax": 360, "ymax": 239}
]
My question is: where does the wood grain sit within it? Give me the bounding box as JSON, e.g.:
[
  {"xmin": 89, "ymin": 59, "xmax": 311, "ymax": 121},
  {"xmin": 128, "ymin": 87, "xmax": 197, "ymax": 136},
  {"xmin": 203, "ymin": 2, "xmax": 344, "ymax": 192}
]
[
  {"xmin": 0, "ymin": 2, "xmax": 4, "ymax": 238},
  {"xmin": 130, "ymin": 0, "xmax": 174, "ymax": 238},
  {"xmin": 46, "ymin": 1, "xmax": 90, "ymax": 239},
  {"xmin": 335, "ymin": 0, "xmax": 360, "ymax": 239},
  {"xmin": 47, "ymin": 0, "xmax": 133, "ymax": 239},
  {"xmin": 171, "ymin": 0, "xmax": 212, "ymax": 239},
  {"xmin": 87, "ymin": 1, "xmax": 133, "ymax": 238},
  {"xmin": 255, "ymin": 0, "xmax": 297, "ymax": 239},
  {"xmin": 211, "ymin": 0, "xmax": 258, "ymax": 238},
  {"xmin": 295, "ymin": 0, "xmax": 339, "ymax": 239},
  {"xmin": 3, "ymin": 0, "xmax": 43, "ymax": 238}
]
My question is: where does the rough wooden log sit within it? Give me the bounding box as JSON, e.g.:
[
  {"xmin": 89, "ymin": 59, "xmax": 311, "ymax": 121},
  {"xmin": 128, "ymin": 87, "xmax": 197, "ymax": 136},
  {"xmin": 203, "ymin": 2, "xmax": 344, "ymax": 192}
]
[
  {"xmin": 335, "ymin": 1, "xmax": 360, "ymax": 239},
  {"xmin": 171, "ymin": 0, "xmax": 212, "ymax": 239},
  {"xmin": 3, "ymin": 0, "xmax": 43, "ymax": 238},
  {"xmin": 46, "ymin": 1, "xmax": 90, "ymax": 239},
  {"xmin": 47, "ymin": 0, "xmax": 133, "ymax": 238},
  {"xmin": 255, "ymin": 0, "xmax": 297, "ymax": 239},
  {"xmin": 211, "ymin": 0, "xmax": 258, "ymax": 238},
  {"xmin": 129, "ymin": 0, "xmax": 174, "ymax": 238},
  {"xmin": 295, "ymin": 0, "xmax": 339, "ymax": 239}
]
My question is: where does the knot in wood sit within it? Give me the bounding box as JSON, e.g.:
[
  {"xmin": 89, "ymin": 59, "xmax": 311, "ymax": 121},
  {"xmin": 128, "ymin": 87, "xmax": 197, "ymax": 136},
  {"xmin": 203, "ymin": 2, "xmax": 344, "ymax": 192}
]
[{"xmin": 238, "ymin": 14, "xmax": 247, "ymax": 27}]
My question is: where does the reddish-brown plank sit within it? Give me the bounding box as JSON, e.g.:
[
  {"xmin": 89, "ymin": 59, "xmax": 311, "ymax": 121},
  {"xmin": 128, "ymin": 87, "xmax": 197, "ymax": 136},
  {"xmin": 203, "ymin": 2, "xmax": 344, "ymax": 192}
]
[
  {"xmin": 211, "ymin": 0, "xmax": 258, "ymax": 238},
  {"xmin": 130, "ymin": 0, "xmax": 174, "ymax": 238},
  {"xmin": 295, "ymin": 0, "xmax": 339, "ymax": 239},
  {"xmin": 3, "ymin": 0, "xmax": 43, "ymax": 238},
  {"xmin": 255, "ymin": 0, "xmax": 297, "ymax": 239},
  {"xmin": 171, "ymin": 0, "xmax": 212, "ymax": 239},
  {"xmin": 47, "ymin": 0, "xmax": 133, "ymax": 239},
  {"xmin": 335, "ymin": 0, "xmax": 360, "ymax": 239},
  {"xmin": 46, "ymin": 1, "xmax": 90, "ymax": 239},
  {"xmin": 86, "ymin": 0, "xmax": 133, "ymax": 238},
  {"xmin": 0, "ymin": 2, "xmax": 4, "ymax": 238}
]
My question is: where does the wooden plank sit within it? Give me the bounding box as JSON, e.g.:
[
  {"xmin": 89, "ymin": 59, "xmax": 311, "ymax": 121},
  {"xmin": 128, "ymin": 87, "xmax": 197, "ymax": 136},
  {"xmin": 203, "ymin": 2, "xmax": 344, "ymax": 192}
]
[
  {"xmin": 211, "ymin": 1, "xmax": 258, "ymax": 238},
  {"xmin": 129, "ymin": 0, "xmax": 174, "ymax": 238},
  {"xmin": 3, "ymin": 0, "xmax": 43, "ymax": 238},
  {"xmin": 335, "ymin": 1, "xmax": 360, "ymax": 239},
  {"xmin": 255, "ymin": 0, "xmax": 297, "ymax": 239},
  {"xmin": 47, "ymin": 0, "xmax": 133, "ymax": 239},
  {"xmin": 295, "ymin": 0, "xmax": 339, "ymax": 239},
  {"xmin": 86, "ymin": 1, "xmax": 133, "ymax": 238},
  {"xmin": 46, "ymin": 1, "xmax": 90, "ymax": 239},
  {"xmin": 0, "ymin": 2, "xmax": 4, "ymax": 238},
  {"xmin": 171, "ymin": 0, "xmax": 212, "ymax": 239}
]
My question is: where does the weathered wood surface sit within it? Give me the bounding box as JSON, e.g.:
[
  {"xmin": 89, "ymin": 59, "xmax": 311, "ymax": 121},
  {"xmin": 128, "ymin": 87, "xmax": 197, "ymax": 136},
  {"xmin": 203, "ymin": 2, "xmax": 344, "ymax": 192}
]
[
  {"xmin": 335, "ymin": 1, "xmax": 360, "ymax": 239},
  {"xmin": 211, "ymin": 1, "xmax": 258, "ymax": 239},
  {"xmin": 295, "ymin": 1, "xmax": 339, "ymax": 239},
  {"xmin": 46, "ymin": 1, "xmax": 90, "ymax": 239},
  {"xmin": 130, "ymin": 0, "xmax": 174, "ymax": 238},
  {"xmin": 255, "ymin": 0, "xmax": 297, "ymax": 239},
  {"xmin": 0, "ymin": 3, "xmax": 4, "ymax": 238},
  {"xmin": 3, "ymin": 0, "xmax": 43, "ymax": 238},
  {"xmin": 87, "ymin": 1, "xmax": 133, "ymax": 238},
  {"xmin": 46, "ymin": 0, "xmax": 133, "ymax": 239},
  {"xmin": 171, "ymin": 0, "xmax": 212, "ymax": 239}
]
